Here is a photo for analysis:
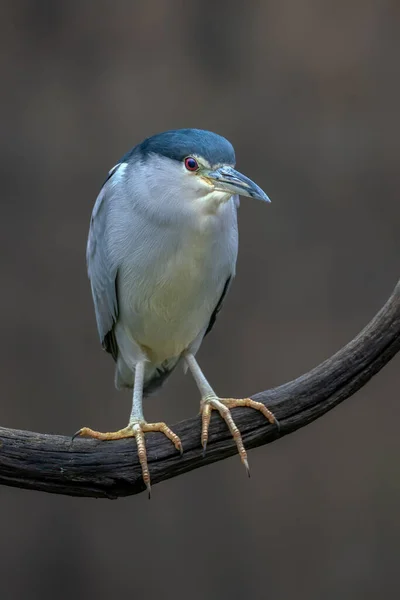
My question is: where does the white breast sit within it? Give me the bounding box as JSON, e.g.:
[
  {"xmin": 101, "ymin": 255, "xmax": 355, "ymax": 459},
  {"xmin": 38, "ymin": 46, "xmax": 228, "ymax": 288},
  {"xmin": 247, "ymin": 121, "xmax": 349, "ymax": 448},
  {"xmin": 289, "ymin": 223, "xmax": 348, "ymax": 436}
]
[{"xmin": 117, "ymin": 199, "xmax": 238, "ymax": 364}]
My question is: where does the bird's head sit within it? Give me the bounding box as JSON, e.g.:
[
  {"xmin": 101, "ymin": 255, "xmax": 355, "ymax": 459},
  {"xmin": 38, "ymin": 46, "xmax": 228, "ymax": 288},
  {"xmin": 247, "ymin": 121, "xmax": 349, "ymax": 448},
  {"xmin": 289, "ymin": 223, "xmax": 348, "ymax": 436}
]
[{"xmin": 135, "ymin": 129, "xmax": 270, "ymax": 214}]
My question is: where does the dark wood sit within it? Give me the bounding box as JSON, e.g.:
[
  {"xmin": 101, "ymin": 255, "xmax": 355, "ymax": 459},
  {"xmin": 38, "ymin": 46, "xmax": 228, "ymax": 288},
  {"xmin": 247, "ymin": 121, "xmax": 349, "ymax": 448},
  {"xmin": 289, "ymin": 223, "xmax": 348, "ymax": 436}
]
[{"xmin": 1, "ymin": 279, "xmax": 399, "ymax": 499}]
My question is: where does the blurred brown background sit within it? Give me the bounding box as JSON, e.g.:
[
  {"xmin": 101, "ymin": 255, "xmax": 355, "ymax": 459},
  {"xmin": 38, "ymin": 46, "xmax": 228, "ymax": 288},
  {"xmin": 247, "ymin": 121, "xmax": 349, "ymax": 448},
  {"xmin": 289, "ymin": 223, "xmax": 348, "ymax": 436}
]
[{"xmin": 0, "ymin": 1, "xmax": 399, "ymax": 599}]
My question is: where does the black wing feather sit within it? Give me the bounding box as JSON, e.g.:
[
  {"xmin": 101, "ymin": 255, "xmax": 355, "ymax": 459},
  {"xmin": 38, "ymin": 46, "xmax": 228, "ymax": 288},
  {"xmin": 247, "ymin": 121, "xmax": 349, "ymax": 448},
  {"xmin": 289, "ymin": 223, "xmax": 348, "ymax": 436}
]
[{"xmin": 204, "ymin": 276, "xmax": 232, "ymax": 337}]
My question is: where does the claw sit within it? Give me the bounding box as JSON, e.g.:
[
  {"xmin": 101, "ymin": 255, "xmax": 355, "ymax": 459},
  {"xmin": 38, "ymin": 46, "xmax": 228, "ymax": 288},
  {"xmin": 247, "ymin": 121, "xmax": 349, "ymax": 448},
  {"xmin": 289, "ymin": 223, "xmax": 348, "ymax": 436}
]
[
  {"xmin": 70, "ymin": 421, "xmax": 181, "ymax": 496},
  {"xmin": 200, "ymin": 396, "xmax": 277, "ymax": 477},
  {"xmin": 202, "ymin": 441, "xmax": 207, "ymax": 457},
  {"xmin": 71, "ymin": 428, "xmax": 83, "ymax": 442}
]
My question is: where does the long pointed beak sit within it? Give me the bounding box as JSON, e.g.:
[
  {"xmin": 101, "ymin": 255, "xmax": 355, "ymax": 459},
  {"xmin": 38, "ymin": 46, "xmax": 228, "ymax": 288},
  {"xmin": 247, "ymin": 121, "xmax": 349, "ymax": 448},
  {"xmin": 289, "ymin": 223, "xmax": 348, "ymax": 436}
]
[{"xmin": 206, "ymin": 166, "xmax": 271, "ymax": 202}]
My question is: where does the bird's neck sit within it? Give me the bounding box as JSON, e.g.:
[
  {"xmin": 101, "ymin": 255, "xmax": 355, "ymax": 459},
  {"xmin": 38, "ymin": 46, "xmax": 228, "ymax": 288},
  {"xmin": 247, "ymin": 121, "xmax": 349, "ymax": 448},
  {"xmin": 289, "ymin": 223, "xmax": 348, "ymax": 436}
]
[{"xmin": 194, "ymin": 190, "xmax": 234, "ymax": 216}]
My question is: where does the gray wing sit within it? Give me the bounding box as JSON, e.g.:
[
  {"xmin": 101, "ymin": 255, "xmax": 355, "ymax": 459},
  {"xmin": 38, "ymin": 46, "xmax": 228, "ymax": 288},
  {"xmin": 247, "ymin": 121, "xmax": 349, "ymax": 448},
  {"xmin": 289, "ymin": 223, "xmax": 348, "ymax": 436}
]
[{"xmin": 86, "ymin": 163, "xmax": 122, "ymax": 360}]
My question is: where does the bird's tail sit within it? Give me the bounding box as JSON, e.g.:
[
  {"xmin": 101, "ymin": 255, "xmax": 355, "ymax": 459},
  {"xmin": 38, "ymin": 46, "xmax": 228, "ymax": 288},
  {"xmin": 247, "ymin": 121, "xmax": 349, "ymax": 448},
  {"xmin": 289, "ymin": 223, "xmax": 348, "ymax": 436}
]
[
  {"xmin": 143, "ymin": 364, "xmax": 177, "ymax": 397},
  {"xmin": 114, "ymin": 357, "xmax": 179, "ymax": 396}
]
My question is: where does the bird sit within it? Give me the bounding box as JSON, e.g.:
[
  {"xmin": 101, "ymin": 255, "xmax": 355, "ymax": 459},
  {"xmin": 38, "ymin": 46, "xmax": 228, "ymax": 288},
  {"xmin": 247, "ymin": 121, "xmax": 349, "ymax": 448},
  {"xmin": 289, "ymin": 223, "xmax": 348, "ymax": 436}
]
[{"xmin": 74, "ymin": 128, "xmax": 278, "ymax": 495}]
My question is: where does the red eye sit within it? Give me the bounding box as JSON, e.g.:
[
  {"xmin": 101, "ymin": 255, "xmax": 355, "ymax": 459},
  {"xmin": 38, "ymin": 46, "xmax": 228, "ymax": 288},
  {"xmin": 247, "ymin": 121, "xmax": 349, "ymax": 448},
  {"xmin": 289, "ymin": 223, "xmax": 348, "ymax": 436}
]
[{"xmin": 184, "ymin": 157, "xmax": 199, "ymax": 171}]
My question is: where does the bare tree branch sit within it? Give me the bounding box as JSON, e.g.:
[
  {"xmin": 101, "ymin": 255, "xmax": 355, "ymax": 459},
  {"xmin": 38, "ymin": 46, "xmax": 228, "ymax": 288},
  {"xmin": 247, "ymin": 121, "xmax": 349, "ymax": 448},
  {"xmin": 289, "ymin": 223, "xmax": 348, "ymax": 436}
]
[{"xmin": 1, "ymin": 280, "xmax": 399, "ymax": 499}]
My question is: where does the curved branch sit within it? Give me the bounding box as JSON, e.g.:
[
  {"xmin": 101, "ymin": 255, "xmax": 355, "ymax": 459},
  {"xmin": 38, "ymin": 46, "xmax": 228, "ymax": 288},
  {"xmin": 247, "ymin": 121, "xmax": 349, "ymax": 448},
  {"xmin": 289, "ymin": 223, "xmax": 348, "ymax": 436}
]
[{"xmin": 1, "ymin": 280, "xmax": 399, "ymax": 499}]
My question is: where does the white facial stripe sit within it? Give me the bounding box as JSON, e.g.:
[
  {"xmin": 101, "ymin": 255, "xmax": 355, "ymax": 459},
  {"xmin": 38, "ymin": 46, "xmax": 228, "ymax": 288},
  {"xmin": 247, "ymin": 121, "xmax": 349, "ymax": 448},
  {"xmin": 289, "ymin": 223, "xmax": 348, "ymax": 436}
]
[{"xmin": 108, "ymin": 163, "xmax": 122, "ymax": 177}]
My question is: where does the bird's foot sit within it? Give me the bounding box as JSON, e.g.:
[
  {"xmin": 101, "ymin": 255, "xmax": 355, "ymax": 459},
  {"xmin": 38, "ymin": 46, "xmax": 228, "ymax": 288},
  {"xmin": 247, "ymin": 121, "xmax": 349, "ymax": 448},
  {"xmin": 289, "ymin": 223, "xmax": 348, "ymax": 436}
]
[
  {"xmin": 200, "ymin": 396, "xmax": 278, "ymax": 476},
  {"xmin": 72, "ymin": 422, "xmax": 182, "ymax": 497}
]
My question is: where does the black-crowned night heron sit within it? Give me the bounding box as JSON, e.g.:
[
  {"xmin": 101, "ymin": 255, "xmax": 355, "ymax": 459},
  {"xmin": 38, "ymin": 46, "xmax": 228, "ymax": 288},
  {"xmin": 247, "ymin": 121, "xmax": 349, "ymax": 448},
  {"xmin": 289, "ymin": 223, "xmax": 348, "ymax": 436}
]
[{"xmin": 75, "ymin": 129, "xmax": 278, "ymax": 495}]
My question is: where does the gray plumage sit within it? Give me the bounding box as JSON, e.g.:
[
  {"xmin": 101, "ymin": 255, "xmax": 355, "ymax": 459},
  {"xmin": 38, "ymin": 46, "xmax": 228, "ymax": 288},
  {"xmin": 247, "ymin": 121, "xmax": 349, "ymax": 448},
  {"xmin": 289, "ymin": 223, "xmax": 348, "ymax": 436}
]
[
  {"xmin": 80, "ymin": 128, "xmax": 273, "ymax": 493},
  {"xmin": 87, "ymin": 130, "xmax": 244, "ymax": 394}
]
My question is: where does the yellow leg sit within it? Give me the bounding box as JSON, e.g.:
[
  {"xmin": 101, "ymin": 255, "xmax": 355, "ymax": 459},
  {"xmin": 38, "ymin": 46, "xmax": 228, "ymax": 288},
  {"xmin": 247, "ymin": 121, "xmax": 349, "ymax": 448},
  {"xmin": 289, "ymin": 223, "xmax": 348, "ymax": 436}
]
[
  {"xmin": 73, "ymin": 422, "xmax": 182, "ymax": 497},
  {"xmin": 184, "ymin": 352, "xmax": 278, "ymax": 476},
  {"xmin": 200, "ymin": 397, "xmax": 278, "ymax": 475}
]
